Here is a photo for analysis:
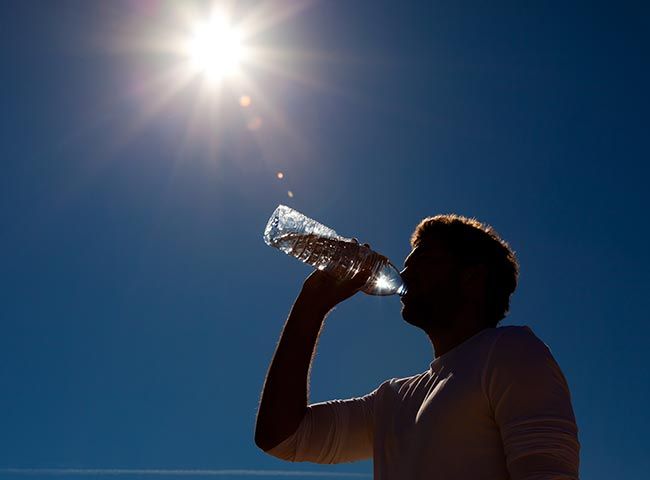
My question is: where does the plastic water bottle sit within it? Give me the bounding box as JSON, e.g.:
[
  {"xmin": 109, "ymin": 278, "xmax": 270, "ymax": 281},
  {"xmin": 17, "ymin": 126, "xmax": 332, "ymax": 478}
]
[{"xmin": 263, "ymin": 205, "xmax": 407, "ymax": 296}]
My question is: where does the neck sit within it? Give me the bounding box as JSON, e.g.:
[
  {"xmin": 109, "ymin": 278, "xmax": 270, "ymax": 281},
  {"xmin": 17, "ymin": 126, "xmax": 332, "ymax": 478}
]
[{"xmin": 426, "ymin": 308, "xmax": 488, "ymax": 358}]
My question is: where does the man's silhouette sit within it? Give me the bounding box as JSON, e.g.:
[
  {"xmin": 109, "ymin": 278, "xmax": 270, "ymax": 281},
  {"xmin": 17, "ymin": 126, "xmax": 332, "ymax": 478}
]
[{"xmin": 255, "ymin": 214, "xmax": 579, "ymax": 479}]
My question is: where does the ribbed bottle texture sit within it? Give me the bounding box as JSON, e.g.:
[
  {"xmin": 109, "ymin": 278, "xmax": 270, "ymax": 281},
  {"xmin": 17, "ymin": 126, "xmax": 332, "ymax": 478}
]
[{"xmin": 263, "ymin": 205, "xmax": 406, "ymax": 296}]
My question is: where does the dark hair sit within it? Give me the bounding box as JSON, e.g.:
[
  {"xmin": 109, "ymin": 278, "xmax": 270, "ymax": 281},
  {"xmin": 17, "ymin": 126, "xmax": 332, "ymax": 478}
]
[{"xmin": 410, "ymin": 214, "xmax": 519, "ymax": 326}]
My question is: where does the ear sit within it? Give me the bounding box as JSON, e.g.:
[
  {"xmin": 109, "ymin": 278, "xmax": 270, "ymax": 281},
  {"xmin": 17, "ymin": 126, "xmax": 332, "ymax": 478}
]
[{"xmin": 461, "ymin": 264, "xmax": 488, "ymax": 293}]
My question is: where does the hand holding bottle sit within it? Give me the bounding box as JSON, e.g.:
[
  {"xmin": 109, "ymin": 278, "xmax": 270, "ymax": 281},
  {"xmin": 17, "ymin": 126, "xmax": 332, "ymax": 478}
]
[{"xmin": 299, "ymin": 244, "xmax": 387, "ymax": 312}]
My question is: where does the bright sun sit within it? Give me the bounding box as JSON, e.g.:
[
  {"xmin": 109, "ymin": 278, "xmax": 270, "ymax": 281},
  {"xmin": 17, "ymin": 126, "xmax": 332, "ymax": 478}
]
[
  {"xmin": 187, "ymin": 14, "xmax": 244, "ymax": 79},
  {"xmin": 118, "ymin": 1, "xmax": 317, "ymax": 152}
]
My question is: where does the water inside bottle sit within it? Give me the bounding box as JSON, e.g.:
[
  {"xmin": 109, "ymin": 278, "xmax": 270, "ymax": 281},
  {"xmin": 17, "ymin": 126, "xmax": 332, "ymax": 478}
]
[
  {"xmin": 263, "ymin": 205, "xmax": 406, "ymax": 296},
  {"xmin": 269, "ymin": 232, "xmax": 369, "ymax": 277},
  {"xmin": 269, "ymin": 232, "xmax": 406, "ymax": 295}
]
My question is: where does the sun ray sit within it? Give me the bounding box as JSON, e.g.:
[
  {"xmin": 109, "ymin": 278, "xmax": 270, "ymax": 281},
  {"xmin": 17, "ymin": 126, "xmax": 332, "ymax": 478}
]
[
  {"xmin": 184, "ymin": 78, "xmax": 227, "ymax": 162},
  {"xmin": 236, "ymin": 0, "xmax": 316, "ymax": 40},
  {"xmin": 112, "ymin": 63, "xmax": 197, "ymax": 150},
  {"xmin": 248, "ymin": 52, "xmax": 350, "ymax": 98},
  {"xmin": 233, "ymin": 74, "xmax": 310, "ymax": 156}
]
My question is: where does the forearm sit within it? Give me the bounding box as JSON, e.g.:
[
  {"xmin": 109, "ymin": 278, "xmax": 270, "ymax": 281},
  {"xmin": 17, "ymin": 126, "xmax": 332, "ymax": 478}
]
[{"xmin": 255, "ymin": 292, "xmax": 330, "ymax": 452}]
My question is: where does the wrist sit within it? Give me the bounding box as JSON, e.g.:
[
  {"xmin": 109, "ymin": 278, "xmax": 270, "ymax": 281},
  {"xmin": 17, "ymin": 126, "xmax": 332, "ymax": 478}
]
[{"xmin": 295, "ymin": 289, "xmax": 334, "ymax": 317}]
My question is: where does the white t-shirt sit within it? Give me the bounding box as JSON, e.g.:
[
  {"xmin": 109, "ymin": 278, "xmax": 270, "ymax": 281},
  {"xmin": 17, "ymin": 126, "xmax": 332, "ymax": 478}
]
[{"xmin": 267, "ymin": 326, "xmax": 580, "ymax": 479}]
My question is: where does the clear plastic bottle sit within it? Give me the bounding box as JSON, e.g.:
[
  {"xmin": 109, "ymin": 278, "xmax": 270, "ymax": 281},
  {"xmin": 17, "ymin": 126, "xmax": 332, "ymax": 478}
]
[{"xmin": 263, "ymin": 205, "xmax": 407, "ymax": 296}]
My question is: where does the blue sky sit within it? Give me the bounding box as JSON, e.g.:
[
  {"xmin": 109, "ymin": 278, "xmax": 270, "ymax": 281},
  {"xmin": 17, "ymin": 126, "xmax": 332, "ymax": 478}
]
[{"xmin": 1, "ymin": 1, "xmax": 649, "ymax": 479}]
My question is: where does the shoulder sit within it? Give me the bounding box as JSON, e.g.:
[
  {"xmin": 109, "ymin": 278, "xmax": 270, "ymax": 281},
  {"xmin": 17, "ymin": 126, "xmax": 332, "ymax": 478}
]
[
  {"xmin": 494, "ymin": 324, "xmax": 541, "ymax": 340},
  {"xmin": 484, "ymin": 325, "xmax": 567, "ymax": 387},
  {"xmin": 489, "ymin": 325, "xmax": 551, "ymax": 357},
  {"xmin": 483, "ymin": 326, "xmax": 576, "ymax": 434},
  {"xmin": 374, "ymin": 371, "xmax": 430, "ymax": 399}
]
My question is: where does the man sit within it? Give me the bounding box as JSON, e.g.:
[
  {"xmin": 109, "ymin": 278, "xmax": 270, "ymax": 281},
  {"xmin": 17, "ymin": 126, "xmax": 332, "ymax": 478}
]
[{"xmin": 255, "ymin": 214, "xmax": 580, "ymax": 479}]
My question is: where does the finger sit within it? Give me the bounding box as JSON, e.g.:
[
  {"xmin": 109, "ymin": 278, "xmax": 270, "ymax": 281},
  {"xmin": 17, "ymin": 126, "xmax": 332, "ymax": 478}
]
[
  {"xmin": 346, "ymin": 272, "xmax": 370, "ymax": 291},
  {"xmin": 350, "ymin": 262, "xmax": 375, "ymax": 284},
  {"xmin": 375, "ymin": 251, "xmax": 389, "ymax": 263}
]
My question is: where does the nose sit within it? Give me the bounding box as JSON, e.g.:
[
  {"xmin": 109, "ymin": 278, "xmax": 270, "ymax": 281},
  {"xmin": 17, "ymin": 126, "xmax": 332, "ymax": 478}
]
[
  {"xmin": 399, "ymin": 267, "xmax": 409, "ymax": 287},
  {"xmin": 399, "ymin": 265, "xmax": 409, "ymax": 279}
]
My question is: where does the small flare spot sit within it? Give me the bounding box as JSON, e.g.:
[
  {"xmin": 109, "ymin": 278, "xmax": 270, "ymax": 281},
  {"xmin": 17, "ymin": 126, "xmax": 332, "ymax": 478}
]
[
  {"xmin": 287, "ymin": 190, "xmax": 294, "ymax": 198},
  {"xmin": 239, "ymin": 95, "xmax": 251, "ymax": 107},
  {"xmin": 247, "ymin": 116, "xmax": 263, "ymax": 130},
  {"xmin": 277, "ymin": 172, "xmax": 284, "ymax": 179}
]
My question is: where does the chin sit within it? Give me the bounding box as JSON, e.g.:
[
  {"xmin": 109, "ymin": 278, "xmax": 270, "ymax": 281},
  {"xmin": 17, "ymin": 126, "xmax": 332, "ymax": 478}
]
[
  {"xmin": 402, "ymin": 302, "xmax": 454, "ymax": 331},
  {"xmin": 401, "ymin": 305, "xmax": 428, "ymax": 329}
]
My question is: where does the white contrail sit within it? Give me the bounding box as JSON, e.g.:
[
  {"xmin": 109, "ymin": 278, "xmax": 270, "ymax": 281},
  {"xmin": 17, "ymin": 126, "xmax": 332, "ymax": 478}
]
[{"xmin": 0, "ymin": 468, "xmax": 370, "ymax": 477}]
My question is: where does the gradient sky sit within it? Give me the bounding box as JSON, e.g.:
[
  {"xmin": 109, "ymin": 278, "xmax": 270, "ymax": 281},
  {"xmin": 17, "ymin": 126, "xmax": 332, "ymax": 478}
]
[{"xmin": 1, "ymin": 1, "xmax": 649, "ymax": 479}]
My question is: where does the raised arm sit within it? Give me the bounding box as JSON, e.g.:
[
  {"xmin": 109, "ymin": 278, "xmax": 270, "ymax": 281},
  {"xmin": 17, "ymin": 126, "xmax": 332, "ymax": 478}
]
[{"xmin": 254, "ymin": 267, "xmax": 371, "ymax": 452}]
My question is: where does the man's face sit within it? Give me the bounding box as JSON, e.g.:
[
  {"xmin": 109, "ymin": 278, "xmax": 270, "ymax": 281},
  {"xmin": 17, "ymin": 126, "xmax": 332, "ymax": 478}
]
[{"xmin": 399, "ymin": 240, "xmax": 463, "ymax": 330}]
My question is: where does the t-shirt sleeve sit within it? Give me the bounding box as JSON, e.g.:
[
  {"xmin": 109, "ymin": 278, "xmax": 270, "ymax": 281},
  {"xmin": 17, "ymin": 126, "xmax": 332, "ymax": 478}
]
[
  {"xmin": 484, "ymin": 327, "xmax": 580, "ymax": 479},
  {"xmin": 265, "ymin": 385, "xmax": 380, "ymax": 464}
]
